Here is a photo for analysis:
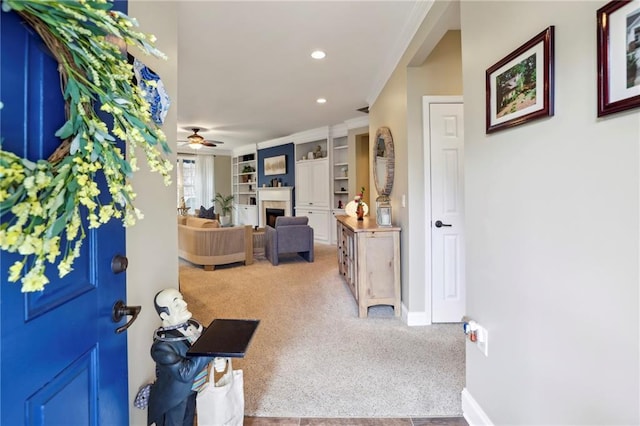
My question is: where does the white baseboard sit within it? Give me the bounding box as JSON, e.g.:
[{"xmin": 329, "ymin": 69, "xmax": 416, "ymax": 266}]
[
  {"xmin": 401, "ymin": 304, "xmax": 431, "ymax": 326},
  {"xmin": 461, "ymin": 388, "xmax": 493, "ymax": 426}
]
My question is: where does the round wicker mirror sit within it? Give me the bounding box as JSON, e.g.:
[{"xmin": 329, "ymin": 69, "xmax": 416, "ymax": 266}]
[{"xmin": 373, "ymin": 127, "xmax": 394, "ymax": 196}]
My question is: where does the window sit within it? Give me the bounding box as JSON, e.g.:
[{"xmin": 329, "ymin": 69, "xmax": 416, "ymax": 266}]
[
  {"xmin": 176, "ymin": 155, "xmax": 216, "ymax": 215},
  {"xmin": 177, "ymin": 157, "xmax": 197, "ymax": 212}
]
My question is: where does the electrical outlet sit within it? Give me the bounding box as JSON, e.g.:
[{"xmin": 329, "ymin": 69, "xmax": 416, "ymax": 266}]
[{"xmin": 476, "ymin": 324, "xmax": 489, "ymax": 357}]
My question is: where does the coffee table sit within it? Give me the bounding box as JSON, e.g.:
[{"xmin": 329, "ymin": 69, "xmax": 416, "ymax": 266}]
[{"xmin": 252, "ymin": 227, "xmax": 265, "ymax": 258}]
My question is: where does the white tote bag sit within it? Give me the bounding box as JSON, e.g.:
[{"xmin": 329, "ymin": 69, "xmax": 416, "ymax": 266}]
[{"xmin": 196, "ymin": 359, "xmax": 244, "ymax": 426}]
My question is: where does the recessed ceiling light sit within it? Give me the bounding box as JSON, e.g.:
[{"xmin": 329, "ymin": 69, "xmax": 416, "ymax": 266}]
[
  {"xmin": 316, "ymin": 98, "xmax": 327, "ymax": 104},
  {"xmin": 311, "ymin": 50, "xmax": 326, "ymax": 59}
]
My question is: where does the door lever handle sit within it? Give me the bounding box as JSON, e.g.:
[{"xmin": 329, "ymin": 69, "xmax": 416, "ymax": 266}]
[
  {"xmin": 112, "ymin": 300, "xmax": 141, "ymax": 334},
  {"xmin": 434, "ymin": 220, "xmax": 452, "ymax": 228}
]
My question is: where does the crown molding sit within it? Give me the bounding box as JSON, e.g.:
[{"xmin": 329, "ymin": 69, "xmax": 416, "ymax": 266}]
[
  {"xmin": 257, "ymin": 136, "xmax": 293, "ymax": 150},
  {"xmin": 330, "ymin": 123, "xmax": 348, "ymax": 138},
  {"xmin": 291, "ymin": 126, "xmax": 330, "ymax": 144},
  {"xmin": 176, "ymin": 145, "xmax": 232, "ymax": 156},
  {"xmin": 344, "ymin": 116, "xmax": 369, "ymax": 130},
  {"xmin": 231, "ymin": 118, "xmax": 368, "ymax": 152},
  {"xmin": 366, "ymin": 0, "xmax": 434, "ymax": 106},
  {"xmin": 232, "ymin": 143, "xmax": 258, "ymax": 156}
]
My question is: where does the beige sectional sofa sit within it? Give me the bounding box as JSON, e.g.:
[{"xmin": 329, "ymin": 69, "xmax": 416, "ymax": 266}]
[{"xmin": 177, "ymin": 216, "xmax": 253, "ymax": 270}]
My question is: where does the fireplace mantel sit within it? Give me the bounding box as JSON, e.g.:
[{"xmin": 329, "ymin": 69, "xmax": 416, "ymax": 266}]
[{"xmin": 257, "ymin": 187, "xmax": 294, "ymax": 227}]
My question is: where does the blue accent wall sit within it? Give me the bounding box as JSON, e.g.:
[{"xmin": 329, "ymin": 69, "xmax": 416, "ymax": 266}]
[{"xmin": 257, "ymin": 143, "xmax": 295, "ymax": 188}]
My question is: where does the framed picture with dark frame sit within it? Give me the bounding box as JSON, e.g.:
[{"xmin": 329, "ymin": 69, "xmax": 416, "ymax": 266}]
[
  {"xmin": 597, "ymin": 0, "xmax": 640, "ymax": 117},
  {"xmin": 486, "ymin": 26, "xmax": 555, "ymax": 133}
]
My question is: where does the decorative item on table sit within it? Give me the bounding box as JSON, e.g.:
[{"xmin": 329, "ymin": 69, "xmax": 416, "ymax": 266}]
[
  {"xmin": 177, "ymin": 197, "xmax": 190, "ymax": 216},
  {"xmin": 354, "ymin": 187, "xmax": 365, "ymax": 221},
  {"xmin": 376, "ymin": 195, "xmax": 392, "ymax": 226},
  {"xmin": 345, "ymin": 199, "xmax": 368, "ymax": 219}
]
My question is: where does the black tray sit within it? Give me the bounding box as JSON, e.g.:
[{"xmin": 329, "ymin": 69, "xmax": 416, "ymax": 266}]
[{"xmin": 187, "ymin": 318, "xmax": 259, "ymax": 358}]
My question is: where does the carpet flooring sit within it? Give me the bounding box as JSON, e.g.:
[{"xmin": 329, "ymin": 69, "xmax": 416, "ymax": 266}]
[{"xmin": 179, "ymin": 244, "xmax": 465, "ymax": 418}]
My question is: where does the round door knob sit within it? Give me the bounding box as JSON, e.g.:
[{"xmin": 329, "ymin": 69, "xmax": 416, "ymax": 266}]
[{"xmin": 111, "ymin": 254, "xmax": 128, "ymax": 274}]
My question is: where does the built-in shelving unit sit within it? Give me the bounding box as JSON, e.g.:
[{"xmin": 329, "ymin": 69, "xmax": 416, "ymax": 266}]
[
  {"xmin": 332, "ymin": 136, "xmax": 349, "ymax": 209},
  {"xmin": 232, "ymin": 152, "xmax": 258, "ymax": 226},
  {"xmin": 294, "ymin": 136, "xmax": 330, "ymax": 242},
  {"xmin": 329, "ymin": 132, "xmax": 349, "ymax": 245},
  {"xmin": 296, "ymin": 138, "xmax": 328, "ymax": 162}
]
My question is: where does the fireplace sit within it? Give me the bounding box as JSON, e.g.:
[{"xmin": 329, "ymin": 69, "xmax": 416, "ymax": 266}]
[
  {"xmin": 256, "ymin": 187, "xmax": 294, "ymax": 227},
  {"xmin": 266, "ymin": 208, "xmax": 285, "ymax": 228}
]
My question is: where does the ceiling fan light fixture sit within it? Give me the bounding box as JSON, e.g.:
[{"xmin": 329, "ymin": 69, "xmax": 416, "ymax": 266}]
[
  {"xmin": 187, "ymin": 129, "xmax": 205, "ymax": 144},
  {"xmin": 181, "ymin": 127, "xmax": 222, "ymax": 149}
]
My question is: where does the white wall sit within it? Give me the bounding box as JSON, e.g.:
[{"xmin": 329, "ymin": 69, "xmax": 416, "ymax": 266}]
[
  {"xmin": 126, "ymin": 2, "xmax": 178, "ymax": 425},
  {"xmin": 461, "ymin": 2, "xmax": 639, "ymax": 424}
]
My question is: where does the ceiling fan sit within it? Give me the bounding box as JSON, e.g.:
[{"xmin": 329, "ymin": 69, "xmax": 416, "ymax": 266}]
[{"xmin": 181, "ymin": 128, "xmax": 224, "ymax": 149}]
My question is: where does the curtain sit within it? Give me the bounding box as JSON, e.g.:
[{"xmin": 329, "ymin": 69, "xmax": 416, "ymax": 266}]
[
  {"xmin": 195, "ymin": 154, "xmax": 216, "ymax": 209},
  {"xmin": 176, "ymin": 159, "xmax": 184, "ymax": 205},
  {"xmin": 177, "ymin": 157, "xmax": 197, "ymax": 211}
]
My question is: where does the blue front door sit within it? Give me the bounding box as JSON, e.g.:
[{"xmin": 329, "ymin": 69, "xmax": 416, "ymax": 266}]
[{"xmin": 0, "ymin": 5, "xmax": 129, "ymax": 425}]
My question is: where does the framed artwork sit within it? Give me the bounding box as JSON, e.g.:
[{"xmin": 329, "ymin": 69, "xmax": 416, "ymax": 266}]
[
  {"xmin": 486, "ymin": 26, "xmax": 555, "ymax": 133},
  {"xmin": 597, "ymin": 0, "xmax": 640, "ymax": 116},
  {"xmin": 264, "ymin": 155, "xmax": 286, "ymax": 176}
]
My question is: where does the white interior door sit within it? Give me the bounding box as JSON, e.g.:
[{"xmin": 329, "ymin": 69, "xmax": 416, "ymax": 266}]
[{"xmin": 429, "ymin": 102, "xmax": 465, "ymax": 323}]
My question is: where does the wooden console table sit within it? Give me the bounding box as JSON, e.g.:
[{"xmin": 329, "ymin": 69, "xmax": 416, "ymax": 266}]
[{"xmin": 335, "ymin": 215, "xmax": 401, "ymax": 318}]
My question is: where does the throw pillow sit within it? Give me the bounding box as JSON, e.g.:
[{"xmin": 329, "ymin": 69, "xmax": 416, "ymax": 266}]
[{"xmin": 198, "ymin": 205, "xmax": 216, "ymax": 219}]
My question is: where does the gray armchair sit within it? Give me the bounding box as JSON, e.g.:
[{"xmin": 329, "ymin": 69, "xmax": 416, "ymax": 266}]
[{"xmin": 265, "ymin": 216, "xmax": 314, "ymax": 266}]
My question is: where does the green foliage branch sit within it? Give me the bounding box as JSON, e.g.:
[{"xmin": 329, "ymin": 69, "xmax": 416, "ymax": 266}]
[
  {"xmin": 214, "ymin": 193, "xmax": 235, "ymax": 216},
  {"xmin": 0, "ymin": 0, "xmax": 172, "ymax": 292}
]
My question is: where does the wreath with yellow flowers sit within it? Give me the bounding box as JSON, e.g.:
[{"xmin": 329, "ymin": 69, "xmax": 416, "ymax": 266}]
[{"xmin": 0, "ymin": 0, "xmax": 172, "ymax": 292}]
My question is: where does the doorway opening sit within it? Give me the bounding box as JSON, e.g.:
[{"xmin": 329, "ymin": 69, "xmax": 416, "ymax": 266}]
[{"xmin": 423, "ymin": 96, "xmax": 465, "ymax": 324}]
